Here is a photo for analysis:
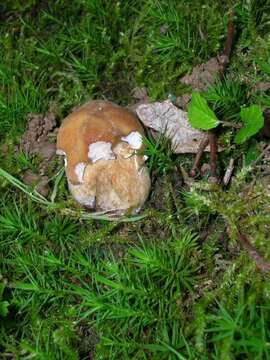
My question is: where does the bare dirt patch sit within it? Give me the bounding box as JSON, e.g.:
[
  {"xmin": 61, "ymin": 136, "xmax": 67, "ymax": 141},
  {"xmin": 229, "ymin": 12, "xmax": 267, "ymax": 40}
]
[{"xmin": 20, "ymin": 113, "xmax": 58, "ymax": 196}]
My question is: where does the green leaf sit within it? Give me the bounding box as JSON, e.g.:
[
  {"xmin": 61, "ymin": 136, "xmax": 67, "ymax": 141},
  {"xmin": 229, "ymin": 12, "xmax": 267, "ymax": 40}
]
[
  {"xmin": 255, "ymin": 59, "xmax": 270, "ymax": 76},
  {"xmin": 244, "ymin": 141, "xmax": 260, "ymax": 166},
  {"xmin": 187, "ymin": 92, "xmax": 220, "ymax": 130},
  {"xmin": 235, "ymin": 105, "xmax": 264, "ymax": 144}
]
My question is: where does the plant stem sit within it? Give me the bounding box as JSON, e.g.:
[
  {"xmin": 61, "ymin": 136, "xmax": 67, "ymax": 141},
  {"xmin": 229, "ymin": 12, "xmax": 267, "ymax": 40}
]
[
  {"xmin": 220, "ymin": 9, "xmax": 235, "ymax": 68},
  {"xmin": 220, "ymin": 120, "xmax": 241, "ymax": 129},
  {"xmin": 208, "ymin": 131, "xmax": 219, "ymax": 182},
  {"xmin": 207, "ymin": 10, "xmax": 235, "ymax": 180},
  {"xmin": 190, "ymin": 10, "xmax": 235, "ymax": 178},
  {"xmin": 190, "ymin": 135, "xmax": 209, "ymax": 177}
]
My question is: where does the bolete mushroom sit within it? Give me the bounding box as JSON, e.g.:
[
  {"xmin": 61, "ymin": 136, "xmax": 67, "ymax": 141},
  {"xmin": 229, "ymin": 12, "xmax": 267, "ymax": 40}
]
[{"xmin": 56, "ymin": 100, "xmax": 151, "ymax": 215}]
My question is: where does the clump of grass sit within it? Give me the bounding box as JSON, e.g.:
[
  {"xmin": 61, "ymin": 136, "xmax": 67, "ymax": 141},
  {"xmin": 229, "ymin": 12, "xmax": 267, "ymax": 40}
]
[
  {"xmin": 143, "ymin": 133, "xmax": 176, "ymax": 176},
  {"xmin": 2, "ymin": 212, "xmax": 270, "ymax": 358},
  {"xmin": 204, "ymin": 76, "xmax": 251, "ymax": 121}
]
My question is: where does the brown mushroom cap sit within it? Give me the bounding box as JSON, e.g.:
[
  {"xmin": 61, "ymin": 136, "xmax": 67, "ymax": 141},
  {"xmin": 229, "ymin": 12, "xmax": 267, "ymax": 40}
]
[
  {"xmin": 56, "ymin": 100, "xmax": 150, "ymax": 214},
  {"xmin": 57, "ymin": 100, "xmax": 145, "ymax": 184}
]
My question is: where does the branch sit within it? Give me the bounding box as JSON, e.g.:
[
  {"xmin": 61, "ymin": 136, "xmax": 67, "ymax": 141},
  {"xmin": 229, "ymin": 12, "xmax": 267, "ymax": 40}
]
[
  {"xmin": 222, "ymin": 11, "xmax": 235, "ymax": 61},
  {"xmin": 190, "ymin": 10, "xmax": 235, "ymax": 179},
  {"xmin": 237, "ymin": 231, "xmax": 270, "ymax": 272},
  {"xmin": 190, "ymin": 135, "xmax": 209, "ymax": 177},
  {"xmin": 208, "ymin": 131, "xmax": 219, "ymax": 182},
  {"xmin": 207, "ymin": 10, "xmax": 235, "ymax": 180}
]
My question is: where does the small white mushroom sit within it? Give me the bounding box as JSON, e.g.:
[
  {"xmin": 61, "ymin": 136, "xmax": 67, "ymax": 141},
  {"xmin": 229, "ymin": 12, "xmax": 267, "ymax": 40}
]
[{"xmin": 56, "ymin": 100, "xmax": 151, "ymax": 214}]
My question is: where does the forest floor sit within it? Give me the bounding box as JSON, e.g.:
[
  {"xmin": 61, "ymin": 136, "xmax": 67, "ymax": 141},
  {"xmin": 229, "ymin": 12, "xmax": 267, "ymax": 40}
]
[{"xmin": 1, "ymin": 1, "xmax": 270, "ymax": 359}]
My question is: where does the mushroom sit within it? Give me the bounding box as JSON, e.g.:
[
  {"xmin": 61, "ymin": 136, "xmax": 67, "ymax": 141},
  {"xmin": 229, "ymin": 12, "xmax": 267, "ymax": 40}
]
[{"xmin": 56, "ymin": 100, "xmax": 151, "ymax": 215}]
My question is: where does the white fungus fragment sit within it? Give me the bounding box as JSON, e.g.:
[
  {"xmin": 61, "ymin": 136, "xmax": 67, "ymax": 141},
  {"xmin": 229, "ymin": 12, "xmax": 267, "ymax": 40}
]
[
  {"xmin": 56, "ymin": 149, "xmax": 66, "ymax": 156},
  {"xmin": 64, "ymin": 158, "xmax": 67, "ymax": 167},
  {"xmin": 88, "ymin": 141, "xmax": 116, "ymax": 163},
  {"xmin": 121, "ymin": 131, "xmax": 143, "ymax": 150},
  {"xmin": 74, "ymin": 162, "xmax": 86, "ymax": 183}
]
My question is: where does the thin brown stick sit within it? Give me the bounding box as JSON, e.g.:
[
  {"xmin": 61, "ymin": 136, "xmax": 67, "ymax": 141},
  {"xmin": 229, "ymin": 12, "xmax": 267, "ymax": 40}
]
[
  {"xmin": 179, "ymin": 165, "xmax": 194, "ymax": 187},
  {"xmin": 237, "ymin": 231, "xmax": 270, "ymax": 272},
  {"xmin": 208, "ymin": 131, "xmax": 219, "ymax": 182},
  {"xmin": 251, "ymin": 144, "xmax": 270, "ymax": 167},
  {"xmin": 222, "ymin": 11, "xmax": 235, "ymax": 60},
  {"xmin": 220, "ymin": 120, "xmax": 241, "ymax": 129},
  {"xmin": 189, "ymin": 11, "xmax": 235, "ymax": 178},
  {"xmin": 217, "ymin": 10, "xmax": 235, "ymax": 77},
  {"xmin": 190, "ymin": 135, "xmax": 209, "ymax": 177},
  {"xmin": 207, "ymin": 10, "xmax": 235, "ymax": 180},
  {"xmin": 223, "ymin": 158, "xmax": 235, "ymax": 186}
]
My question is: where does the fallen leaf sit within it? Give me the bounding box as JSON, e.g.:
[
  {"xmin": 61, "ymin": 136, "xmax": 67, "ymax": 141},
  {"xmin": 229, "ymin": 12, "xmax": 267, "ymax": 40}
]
[{"xmin": 136, "ymin": 100, "xmax": 212, "ymax": 153}]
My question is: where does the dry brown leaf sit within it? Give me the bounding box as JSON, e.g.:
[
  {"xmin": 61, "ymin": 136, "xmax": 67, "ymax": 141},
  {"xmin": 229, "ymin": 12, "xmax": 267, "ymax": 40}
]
[{"xmin": 136, "ymin": 100, "xmax": 211, "ymax": 154}]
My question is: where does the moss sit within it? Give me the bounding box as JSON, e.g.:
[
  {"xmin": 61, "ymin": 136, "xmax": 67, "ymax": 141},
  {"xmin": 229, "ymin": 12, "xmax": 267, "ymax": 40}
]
[{"xmin": 1, "ymin": 0, "xmax": 270, "ymax": 358}]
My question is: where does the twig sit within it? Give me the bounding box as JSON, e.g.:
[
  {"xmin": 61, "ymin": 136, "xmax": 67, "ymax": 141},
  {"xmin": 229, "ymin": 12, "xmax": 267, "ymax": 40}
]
[
  {"xmin": 207, "ymin": 10, "xmax": 235, "ymax": 180},
  {"xmin": 251, "ymin": 144, "xmax": 270, "ymax": 167},
  {"xmin": 221, "ymin": 10, "xmax": 235, "ymax": 64},
  {"xmin": 237, "ymin": 231, "xmax": 270, "ymax": 272},
  {"xmin": 179, "ymin": 165, "xmax": 195, "ymax": 187},
  {"xmin": 189, "ymin": 135, "xmax": 209, "ymax": 177},
  {"xmin": 190, "ymin": 10, "xmax": 235, "ymax": 178},
  {"xmin": 223, "ymin": 158, "xmax": 235, "ymax": 186},
  {"xmin": 208, "ymin": 131, "xmax": 219, "ymax": 182},
  {"xmin": 220, "ymin": 120, "xmax": 241, "ymax": 129}
]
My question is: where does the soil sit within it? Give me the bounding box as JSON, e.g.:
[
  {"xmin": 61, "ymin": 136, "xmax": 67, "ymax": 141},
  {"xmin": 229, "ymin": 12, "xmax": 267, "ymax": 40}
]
[
  {"xmin": 22, "ymin": 171, "xmax": 50, "ymax": 198},
  {"xmin": 262, "ymin": 109, "xmax": 270, "ymax": 139},
  {"xmin": 21, "ymin": 113, "xmax": 58, "ymax": 197},
  {"xmin": 177, "ymin": 56, "xmax": 225, "ymax": 109},
  {"xmin": 21, "ymin": 112, "xmax": 56, "ymax": 155},
  {"xmin": 127, "ymin": 87, "xmax": 150, "ymax": 113},
  {"xmin": 77, "ymin": 325, "xmax": 98, "ymax": 360},
  {"xmin": 254, "ymin": 82, "xmax": 270, "ymax": 92}
]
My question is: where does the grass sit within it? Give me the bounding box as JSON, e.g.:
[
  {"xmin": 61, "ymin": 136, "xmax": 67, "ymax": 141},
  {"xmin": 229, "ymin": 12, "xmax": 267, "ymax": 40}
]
[{"xmin": 1, "ymin": 0, "xmax": 270, "ymax": 359}]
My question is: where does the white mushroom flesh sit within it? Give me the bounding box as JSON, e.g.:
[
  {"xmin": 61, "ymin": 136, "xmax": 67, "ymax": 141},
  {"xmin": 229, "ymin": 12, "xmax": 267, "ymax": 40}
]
[
  {"xmin": 88, "ymin": 141, "xmax": 116, "ymax": 163},
  {"xmin": 121, "ymin": 131, "xmax": 143, "ymax": 150},
  {"xmin": 74, "ymin": 162, "xmax": 86, "ymax": 183},
  {"xmin": 56, "ymin": 149, "xmax": 67, "ymax": 167},
  {"xmin": 56, "ymin": 149, "xmax": 66, "ymax": 156}
]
